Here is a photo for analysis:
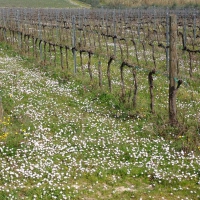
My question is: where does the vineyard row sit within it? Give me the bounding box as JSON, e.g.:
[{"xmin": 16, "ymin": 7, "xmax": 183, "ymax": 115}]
[{"xmin": 0, "ymin": 8, "xmax": 199, "ymax": 122}]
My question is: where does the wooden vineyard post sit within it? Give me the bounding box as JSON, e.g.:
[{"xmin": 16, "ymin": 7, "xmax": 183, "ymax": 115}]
[
  {"xmin": 60, "ymin": 46, "xmax": 64, "ymax": 70},
  {"xmin": 43, "ymin": 41, "xmax": 47, "ymax": 65},
  {"xmin": 166, "ymin": 9, "xmax": 170, "ymax": 71},
  {"xmin": 107, "ymin": 56, "xmax": 115, "ymax": 93},
  {"xmin": 65, "ymin": 46, "xmax": 69, "ymax": 70},
  {"xmin": 88, "ymin": 51, "xmax": 93, "ymax": 81},
  {"xmin": 169, "ymin": 15, "xmax": 182, "ymax": 125},
  {"xmin": 148, "ymin": 69, "xmax": 156, "ymax": 114}
]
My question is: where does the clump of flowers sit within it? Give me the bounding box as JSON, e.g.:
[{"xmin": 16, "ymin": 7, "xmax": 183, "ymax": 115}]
[
  {"xmin": 0, "ymin": 116, "xmax": 11, "ymax": 141},
  {"xmin": 0, "ymin": 132, "xmax": 9, "ymax": 140}
]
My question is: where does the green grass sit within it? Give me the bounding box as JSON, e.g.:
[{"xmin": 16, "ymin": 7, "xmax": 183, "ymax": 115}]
[
  {"xmin": 0, "ymin": 0, "xmax": 87, "ymax": 8},
  {"xmin": 0, "ymin": 39, "xmax": 200, "ymax": 199},
  {"xmin": 0, "ymin": 6, "xmax": 200, "ymax": 197}
]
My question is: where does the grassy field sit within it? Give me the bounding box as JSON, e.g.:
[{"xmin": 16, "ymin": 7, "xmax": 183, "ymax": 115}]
[
  {"xmin": 0, "ymin": 37, "xmax": 200, "ymax": 200},
  {"xmin": 0, "ymin": 0, "xmax": 199, "ymax": 8},
  {"xmin": 0, "ymin": 0, "xmax": 89, "ymax": 8}
]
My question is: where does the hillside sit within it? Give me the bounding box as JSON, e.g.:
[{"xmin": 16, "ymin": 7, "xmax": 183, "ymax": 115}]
[
  {"xmin": 0, "ymin": 0, "xmax": 199, "ymax": 8},
  {"xmin": 99, "ymin": 0, "xmax": 200, "ymax": 8},
  {"xmin": 0, "ymin": 0, "xmax": 89, "ymax": 8}
]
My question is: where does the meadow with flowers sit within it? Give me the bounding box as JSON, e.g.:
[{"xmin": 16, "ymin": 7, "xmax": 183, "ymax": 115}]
[{"xmin": 0, "ymin": 40, "xmax": 200, "ymax": 200}]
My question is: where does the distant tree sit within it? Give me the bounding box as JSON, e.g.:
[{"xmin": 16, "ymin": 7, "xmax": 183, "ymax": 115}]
[
  {"xmin": 90, "ymin": 0, "xmax": 100, "ymax": 7},
  {"xmin": 79, "ymin": 0, "xmax": 100, "ymax": 7}
]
